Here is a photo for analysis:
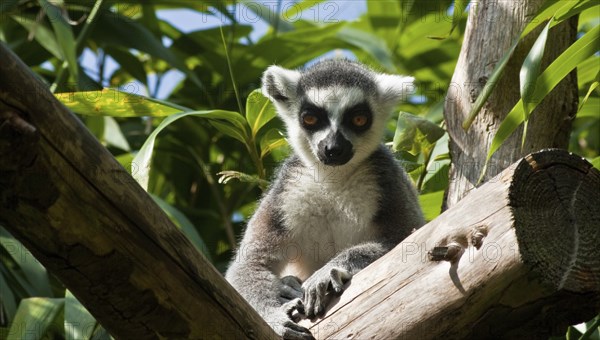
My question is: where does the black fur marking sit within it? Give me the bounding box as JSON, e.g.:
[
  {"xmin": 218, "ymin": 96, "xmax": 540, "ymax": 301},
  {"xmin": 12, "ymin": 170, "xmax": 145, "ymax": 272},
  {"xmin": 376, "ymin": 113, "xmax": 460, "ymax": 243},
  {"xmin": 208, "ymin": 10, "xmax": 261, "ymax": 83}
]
[
  {"xmin": 342, "ymin": 102, "xmax": 373, "ymax": 134},
  {"xmin": 299, "ymin": 101, "xmax": 330, "ymax": 133},
  {"xmin": 297, "ymin": 59, "xmax": 377, "ymax": 95}
]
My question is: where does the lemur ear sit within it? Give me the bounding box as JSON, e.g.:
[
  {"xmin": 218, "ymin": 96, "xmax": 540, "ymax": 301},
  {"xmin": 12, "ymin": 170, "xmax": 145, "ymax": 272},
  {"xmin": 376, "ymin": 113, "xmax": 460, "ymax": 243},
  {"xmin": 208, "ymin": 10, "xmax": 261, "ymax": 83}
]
[
  {"xmin": 375, "ymin": 74, "xmax": 415, "ymax": 108},
  {"xmin": 261, "ymin": 65, "xmax": 301, "ymax": 105}
]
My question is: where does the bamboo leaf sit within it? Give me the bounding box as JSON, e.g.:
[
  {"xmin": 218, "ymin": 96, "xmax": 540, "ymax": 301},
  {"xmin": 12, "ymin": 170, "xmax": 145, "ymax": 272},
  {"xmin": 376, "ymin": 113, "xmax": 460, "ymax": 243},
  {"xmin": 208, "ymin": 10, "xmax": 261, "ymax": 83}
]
[
  {"xmin": 520, "ymin": 19, "xmax": 552, "ymax": 120},
  {"xmin": 591, "ymin": 157, "xmax": 600, "ymax": 170},
  {"xmin": 151, "ymin": 195, "xmax": 212, "ymax": 261},
  {"xmin": 486, "ymin": 24, "xmax": 600, "ymax": 165},
  {"xmin": 55, "ymin": 88, "xmax": 189, "ymax": 117},
  {"xmin": 463, "ymin": 0, "xmax": 597, "ymax": 131},
  {"xmin": 132, "ymin": 110, "xmax": 249, "ymax": 190},
  {"xmin": 64, "ymin": 290, "xmax": 98, "ymax": 340},
  {"xmin": 38, "ymin": 0, "xmax": 78, "ymax": 81},
  {"xmin": 7, "ymin": 298, "xmax": 64, "ymax": 340},
  {"xmin": 578, "ymin": 70, "xmax": 600, "ymax": 112},
  {"xmin": 462, "ymin": 33, "xmax": 521, "ymax": 130}
]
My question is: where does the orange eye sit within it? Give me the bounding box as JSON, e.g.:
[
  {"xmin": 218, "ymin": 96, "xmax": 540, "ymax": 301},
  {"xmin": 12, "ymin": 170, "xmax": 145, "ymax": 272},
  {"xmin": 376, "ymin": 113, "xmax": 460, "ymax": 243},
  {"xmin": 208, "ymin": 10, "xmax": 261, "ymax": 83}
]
[
  {"xmin": 303, "ymin": 115, "xmax": 318, "ymax": 126},
  {"xmin": 352, "ymin": 115, "xmax": 368, "ymax": 127}
]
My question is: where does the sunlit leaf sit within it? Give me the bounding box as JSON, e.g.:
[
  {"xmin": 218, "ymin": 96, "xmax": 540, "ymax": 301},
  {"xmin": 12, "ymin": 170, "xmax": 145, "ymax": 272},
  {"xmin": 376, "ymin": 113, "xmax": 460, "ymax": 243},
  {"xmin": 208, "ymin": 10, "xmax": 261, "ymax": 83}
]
[
  {"xmin": 104, "ymin": 116, "xmax": 131, "ymax": 151},
  {"xmin": 8, "ymin": 297, "xmax": 64, "ymax": 340},
  {"xmin": 591, "ymin": 157, "xmax": 600, "ymax": 170},
  {"xmin": 393, "ymin": 112, "xmax": 445, "ymax": 153},
  {"xmin": 486, "ymin": 24, "xmax": 600, "ymax": 165},
  {"xmin": 246, "ymin": 89, "xmax": 277, "ymax": 138},
  {"xmin": 260, "ymin": 128, "xmax": 287, "ymax": 158},
  {"xmin": 578, "ymin": 70, "xmax": 599, "ymax": 112},
  {"xmin": 462, "ymin": 33, "xmax": 521, "ymax": 130},
  {"xmin": 418, "ymin": 190, "xmax": 444, "ymax": 222},
  {"xmin": 55, "ymin": 88, "xmax": 189, "ymax": 117},
  {"xmin": 239, "ymin": 0, "xmax": 294, "ymax": 33},
  {"xmin": 520, "ymin": 19, "xmax": 551, "ymax": 120}
]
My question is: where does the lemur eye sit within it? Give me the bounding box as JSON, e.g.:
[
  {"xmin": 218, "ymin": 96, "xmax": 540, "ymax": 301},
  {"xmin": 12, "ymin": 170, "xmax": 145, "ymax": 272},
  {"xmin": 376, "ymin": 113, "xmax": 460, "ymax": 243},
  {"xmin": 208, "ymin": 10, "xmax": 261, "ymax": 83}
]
[
  {"xmin": 303, "ymin": 114, "xmax": 319, "ymax": 126},
  {"xmin": 352, "ymin": 115, "xmax": 368, "ymax": 127}
]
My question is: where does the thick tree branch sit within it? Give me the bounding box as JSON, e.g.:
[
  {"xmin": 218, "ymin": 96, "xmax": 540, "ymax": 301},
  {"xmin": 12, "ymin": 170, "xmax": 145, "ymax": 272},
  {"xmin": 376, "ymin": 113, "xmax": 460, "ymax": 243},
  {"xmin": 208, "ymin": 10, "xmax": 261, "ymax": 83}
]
[
  {"xmin": 0, "ymin": 42, "xmax": 276, "ymax": 340},
  {"xmin": 300, "ymin": 149, "xmax": 599, "ymax": 338}
]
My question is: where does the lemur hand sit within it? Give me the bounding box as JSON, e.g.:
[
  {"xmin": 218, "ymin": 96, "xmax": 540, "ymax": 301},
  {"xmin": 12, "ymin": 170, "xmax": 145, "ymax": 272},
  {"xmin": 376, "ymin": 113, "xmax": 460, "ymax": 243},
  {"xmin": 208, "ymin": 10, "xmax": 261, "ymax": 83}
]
[
  {"xmin": 268, "ymin": 299, "xmax": 314, "ymax": 340},
  {"xmin": 302, "ymin": 266, "xmax": 352, "ymax": 318}
]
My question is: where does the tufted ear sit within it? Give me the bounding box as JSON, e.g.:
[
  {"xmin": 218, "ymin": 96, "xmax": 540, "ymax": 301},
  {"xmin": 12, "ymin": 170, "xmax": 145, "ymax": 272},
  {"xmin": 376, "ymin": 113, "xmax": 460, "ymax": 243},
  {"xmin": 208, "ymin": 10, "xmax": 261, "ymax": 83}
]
[
  {"xmin": 261, "ymin": 65, "xmax": 301, "ymax": 105},
  {"xmin": 375, "ymin": 74, "xmax": 415, "ymax": 108}
]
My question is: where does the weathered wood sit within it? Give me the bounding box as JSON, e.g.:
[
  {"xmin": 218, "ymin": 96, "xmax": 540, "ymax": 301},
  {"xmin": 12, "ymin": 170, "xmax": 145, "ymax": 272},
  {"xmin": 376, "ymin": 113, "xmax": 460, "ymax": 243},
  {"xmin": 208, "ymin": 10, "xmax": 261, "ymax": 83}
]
[
  {"xmin": 0, "ymin": 42, "xmax": 277, "ymax": 339},
  {"xmin": 300, "ymin": 149, "xmax": 599, "ymax": 339},
  {"xmin": 443, "ymin": 0, "xmax": 578, "ymax": 208}
]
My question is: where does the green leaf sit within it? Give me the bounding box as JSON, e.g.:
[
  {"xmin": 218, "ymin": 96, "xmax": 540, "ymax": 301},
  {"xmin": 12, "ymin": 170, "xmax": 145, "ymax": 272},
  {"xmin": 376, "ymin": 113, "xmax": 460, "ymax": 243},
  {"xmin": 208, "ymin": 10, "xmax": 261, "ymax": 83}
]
[
  {"xmin": 418, "ymin": 190, "xmax": 444, "ymax": 222},
  {"xmin": 104, "ymin": 116, "xmax": 131, "ymax": 151},
  {"xmin": 7, "ymin": 297, "xmax": 64, "ymax": 340},
  {"xmin": 239, "ymin": 0, "xmax": 294, "ymax": 33},
  {"xmin": 591, "ymin": 157, "xmax": 600, "ymax": 171},
  {"xmin": 487, "ymin": 24, "xmax": 600, "ymax": 164},
  {"xmin": 282, "ymin": 0, "xmax": 327, "ymax": 19},
  {"xmin": 105, "ymin": 47, "xmax": 148, "ymax": 85},
  {"xmin": 462, "ymin": 32, "xmax": 522, "ymax": 130},
  {"xmin": 520, "ymin": 19, "xmax": 552, "ymax": 120},
  {"xmin": 93, "ymin": 10, "xmax": 203, "ymax": 89},
  {"xmin": 64, "ymin": 290, "xmax": 98, "ymax": 340},
  {"xmin": 0, "ymin": 0, "xmax": 19, "ymax": 14},
  {"xmin": 393, "ymin": 112, "xmax": 445, "ymax": 153},
  {"xmin": 38, "ymin": 0, "xmax": 78, "ymax": 81},
  {"xmin": 464, "ymin": 0, "xmax": 597, "ymax": 131},
  {"xmin": 151, "ymin": 195, "xmax": 212, "ymax": 261},
  {"xmin": 578, "ymin": 70, "xmax": 600, "ymax": 112},
  {"xmin": 11, "ymin": 14, "xmax": 62, "ymax": 59},
  {"xmin": 259, "ymin": 128, "xmax": 287, "ymax": 158},
  {"xmin": 246, "ymin": 89, "xmax": 277, "ymax": 138},
  {"xmin": 209, "ymin": 120, "xmax": 248, "ymax": 144},
  {"xmin": 450, "ymin": 0, "xmax": 468, "ymax": 35},
  {"xmin": 0, "ymin": 228, "xmax": 53, "ymax": 298},
  {"xmin": 55, "ymin": 88, "xmax": 189, "ymax": 117},
  {"xmin": 337, "ymin": 27, "xmax": 396, "ymax": 72},
  {"xmin": 0, "ymin": 268, "xmax": 17, "ymax": 322},
  {"xmin": 132, "ymin": 110, "xmax": 249, "ymax": 190}
]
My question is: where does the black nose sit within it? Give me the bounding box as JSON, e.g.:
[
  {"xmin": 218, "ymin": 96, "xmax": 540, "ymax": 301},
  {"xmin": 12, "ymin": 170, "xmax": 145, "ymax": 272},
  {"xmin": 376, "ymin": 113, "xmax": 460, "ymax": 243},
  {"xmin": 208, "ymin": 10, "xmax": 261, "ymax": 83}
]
[
  {"xmin": 325, "ymin": 144, "xmax": 344, "ymax": 158},
  {"xmin": 318, "ymin": 132, "xmax": 354, "ymax": 166}
]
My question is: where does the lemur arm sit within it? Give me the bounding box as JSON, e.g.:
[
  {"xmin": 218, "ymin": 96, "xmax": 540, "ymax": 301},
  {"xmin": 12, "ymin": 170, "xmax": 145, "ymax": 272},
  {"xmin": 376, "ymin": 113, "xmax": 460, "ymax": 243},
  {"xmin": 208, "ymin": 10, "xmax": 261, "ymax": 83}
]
[
  {"xmin": 301, "ymin": 242, "xmax": 391, "ymax": 318},
  {"xmin": 225, "ymin": 200, "xmax": 314, "ymax": 340}
]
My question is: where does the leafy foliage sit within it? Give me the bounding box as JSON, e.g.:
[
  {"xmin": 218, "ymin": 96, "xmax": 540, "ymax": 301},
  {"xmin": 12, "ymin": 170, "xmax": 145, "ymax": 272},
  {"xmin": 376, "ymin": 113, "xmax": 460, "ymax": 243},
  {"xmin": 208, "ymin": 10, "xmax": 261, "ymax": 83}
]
[{"xmin": 0, "ymin": 0, "xmax": 598, "ymax": 337}]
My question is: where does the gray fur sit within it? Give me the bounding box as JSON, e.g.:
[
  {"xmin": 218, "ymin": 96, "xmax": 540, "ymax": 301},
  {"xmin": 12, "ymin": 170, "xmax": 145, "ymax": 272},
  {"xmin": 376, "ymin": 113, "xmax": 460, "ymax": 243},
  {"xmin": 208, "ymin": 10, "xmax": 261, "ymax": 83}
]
[{"xmin": 226, "ymin": 60, "xmax": 423, "ymax": 339}]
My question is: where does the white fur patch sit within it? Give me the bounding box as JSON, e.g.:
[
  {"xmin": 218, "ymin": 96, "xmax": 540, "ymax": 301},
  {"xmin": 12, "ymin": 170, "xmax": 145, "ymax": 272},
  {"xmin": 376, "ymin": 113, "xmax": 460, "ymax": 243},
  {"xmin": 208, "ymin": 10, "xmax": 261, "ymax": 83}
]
[{"xmin": 278, "ymin": 162, "xmax": 380, "ymax": 281}]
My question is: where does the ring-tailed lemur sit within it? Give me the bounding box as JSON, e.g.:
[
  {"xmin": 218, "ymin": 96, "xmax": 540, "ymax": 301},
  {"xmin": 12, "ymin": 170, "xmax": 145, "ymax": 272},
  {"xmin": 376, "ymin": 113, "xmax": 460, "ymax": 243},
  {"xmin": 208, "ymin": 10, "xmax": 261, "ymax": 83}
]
[{"xmin": 226, "ymin": 59, "xmax": 424, "ymax": 339}]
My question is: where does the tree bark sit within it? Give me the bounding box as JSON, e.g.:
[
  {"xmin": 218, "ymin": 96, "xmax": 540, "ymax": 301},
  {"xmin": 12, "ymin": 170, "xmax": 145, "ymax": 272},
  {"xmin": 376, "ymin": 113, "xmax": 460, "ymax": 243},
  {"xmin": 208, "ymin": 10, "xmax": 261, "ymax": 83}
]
[
  {"xmin": 299, "ymin": 149, "xmax": 599, "ymax": 339},
  {"xmin": 443, "ymin": 0, "xmax": 578, "ymax": 208},
  {"xmin": 0, "ymin": 42, "xmax": 277, "ymax": 340}
]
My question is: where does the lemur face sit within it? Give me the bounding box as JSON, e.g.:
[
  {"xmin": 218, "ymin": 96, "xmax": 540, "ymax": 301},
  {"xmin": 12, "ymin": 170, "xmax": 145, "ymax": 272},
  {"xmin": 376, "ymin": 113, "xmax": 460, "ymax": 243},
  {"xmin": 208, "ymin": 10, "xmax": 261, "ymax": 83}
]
[{"xmin": 262, "ymin": 60, "xmax": 414, "ymax": 168}]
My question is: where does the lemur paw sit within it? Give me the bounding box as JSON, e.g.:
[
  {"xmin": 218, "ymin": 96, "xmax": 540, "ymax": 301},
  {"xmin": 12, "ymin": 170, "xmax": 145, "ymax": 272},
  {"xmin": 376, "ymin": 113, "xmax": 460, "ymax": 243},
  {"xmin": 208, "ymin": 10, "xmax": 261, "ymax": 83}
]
[
  {"xmin": 279, "ymin": 275, "xmax": 304, "ymax": 303},
  {"xmin": 268, "ymin": 304, "xmax": 314, "ymax": 340},
  {"xmin": 302, "ymin": 266, "xmax": 352, "ymax": 318}
]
